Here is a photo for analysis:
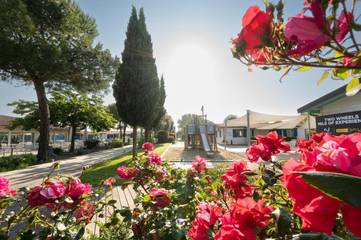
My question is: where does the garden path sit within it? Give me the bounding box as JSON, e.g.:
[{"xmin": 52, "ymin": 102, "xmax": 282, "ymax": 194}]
[{"xmin": 0, "ymin": 145, "xmax": 132, "ymax": 189}]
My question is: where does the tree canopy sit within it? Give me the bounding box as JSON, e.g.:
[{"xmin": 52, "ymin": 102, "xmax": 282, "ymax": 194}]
[
  {"xmin": 10, "ymin": 91, "xmax": 116, "ymax": 152},
  {"xmin": 113, "ymin": 7, "xmax": 163, "ymax": 157},
  {"xmin": 0, "ymin": 0, "xmax": 117, "ymax": 161}
]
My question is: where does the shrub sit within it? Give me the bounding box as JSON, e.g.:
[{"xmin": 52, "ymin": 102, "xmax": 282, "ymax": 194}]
[
  {"xmin": 84, "ymin": 140, "xmax": 100, "ymax": 149},
  {"xmin": 110, "ymin": 139, "xmax": 123, "ymax": 148},
  {"xmin": 0, "ymin": 154, "xmax": 37, "ymax": 172},
  {"xmin": 156, "ymin": 130, "xmax": 169, "ymax": 143},
  {"xmin": 53, "ymin": 147, "xmax": 64, "ymax": 155}
]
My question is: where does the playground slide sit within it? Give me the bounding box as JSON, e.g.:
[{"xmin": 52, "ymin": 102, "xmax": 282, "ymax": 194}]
[{"xmin": 200, "ymin": 133, "xmax": 213, "ymax": 155}]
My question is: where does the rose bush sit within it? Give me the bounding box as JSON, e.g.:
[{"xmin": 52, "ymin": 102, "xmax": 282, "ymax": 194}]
[
  {"xmin": 232, "ymin": 0, "xmax": 361, "ymax": 96},
  {"xmin": 2, "ymin": 131, "xmax": 361, "ymax": 239}
]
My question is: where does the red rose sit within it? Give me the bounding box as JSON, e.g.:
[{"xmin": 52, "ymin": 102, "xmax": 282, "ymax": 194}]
[
  {"xmin": 240, "ymin": 6, "xmax": 272, "ymax": 50},
  {"xmin": 221, "ymin": 161, "xmax": 253, "ymax": 199},
  {"xmin": 192, "ymin": 155, "xmax": 207, "ymax": 173},
  {"xmin": 141, "ymin": 142, "xmax": 154, "ymax": 152},
  {"xmin": 188, "ymin": 202, "xmax": 222, "ymax": 240},
  {"xmin": 231, "ymin": 197, "xmax": 273, "ymax": 233},
  {"xmin": 149, "ymin": 188, "xmax": 170, "ymax": 208},
  {"xmin": 282, "ymin": 154, "xmax": 361, "ymax": 237},
  {"xmin": 117, "ymin": 166, "xmax": 138, "ymax": 179},
  {"xmin": 73, "ymin": 200, "xmax": 94, "ymax": 223},
  {"xmin": 147, "ymin": 153, "xmax": 162, "ymax": 165},
  {"xmin": 214, "ymin": 225, "xmax": 245, "ymax": 240},
  {"xmin": 246, "ymin": 131, "xmax": 290, "ymax": 162},
  {"xmin": 65, "ymin": 177, "xmax": 92, "ymax": 199}
]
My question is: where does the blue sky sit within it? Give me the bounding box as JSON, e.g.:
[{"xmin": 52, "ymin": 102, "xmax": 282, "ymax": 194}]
[{"xmin": 0, "ymin": 0, "xmax": 346, "ymax": 123}]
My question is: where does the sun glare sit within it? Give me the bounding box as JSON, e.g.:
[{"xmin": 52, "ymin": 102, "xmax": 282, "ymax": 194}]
[{"xmin": 164, "ymin": 42, "xmax": 217, "ymax": 87}]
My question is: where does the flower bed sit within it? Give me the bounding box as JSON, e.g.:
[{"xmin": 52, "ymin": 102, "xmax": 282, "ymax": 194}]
[{"xmin": 1, "ymin": 133, "xmax": 361, "ymax": 239}]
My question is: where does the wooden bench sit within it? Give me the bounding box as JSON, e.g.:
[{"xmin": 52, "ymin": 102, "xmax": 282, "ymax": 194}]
[{"xmin": 86, "ymin": 185, "xmax": 137, "ymax": 236}]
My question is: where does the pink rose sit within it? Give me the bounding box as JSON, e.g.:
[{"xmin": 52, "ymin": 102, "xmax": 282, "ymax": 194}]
[
  {"xmin": 285, "ymin": 1, "xmax": 329, "ymax": 56},
  {"xmin": 65, "ymin": 177, "xmax": 92, "ymax": 199},
  {"xmin": 27, "ymin": 181, "xmax": 65, "ymax": 207},
  {"xmin": 0, "ymin": 177, "xmax": 16, "ymax": 197},
  {"xmin": 117, "ymin": 166, "xmax": 138, "ymax": 179},
  {"xmin": 149, "ymin": 188, "xmax": 170, "ymax": 208},
  {"xmin": 192, "ymin": 155, "xmax": 207, "ymax": 173},
  {"xmin": 336, "ymin": 11, "xmax": 353, "ymax": 42},
  {"xmin": 141, "ymin": 142, "xmax": 154, "ymax": 152},
  {"xmin": 147, "ymin": 154, "xmax": 162, "ymax": 165}
]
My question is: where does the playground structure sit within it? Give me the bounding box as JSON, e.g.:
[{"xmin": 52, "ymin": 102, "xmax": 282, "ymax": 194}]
[{"xmin": 184, "ymin": 118, "xmax": 218, "ymax": 156}]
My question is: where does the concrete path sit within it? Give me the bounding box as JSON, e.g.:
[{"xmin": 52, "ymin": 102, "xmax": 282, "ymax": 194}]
[{"xmin": 0, "ymin": 146, "xmax": 132, "ymax": 189}]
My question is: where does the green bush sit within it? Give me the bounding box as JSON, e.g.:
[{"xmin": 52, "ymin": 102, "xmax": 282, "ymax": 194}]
[
  {"xmin": 0, "ymin": 154, "xmax": 37, "ymax": 172},
  {"xmin": 110, "ymin": 139, "xmax": 123, "ymax": 148},
  {"xmin": 84, "ymin": 140, "xmax": 100, "ymax": 149},
  {"xmin": 53, "ymin": 147, "xmax": 64, "ymax": 155},
  {"xmin": 156, "ymin": 130, "xmax": 169, "ymax": 143}
]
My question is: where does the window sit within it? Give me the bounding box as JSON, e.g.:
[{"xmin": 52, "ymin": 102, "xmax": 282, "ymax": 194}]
[
  {"xmin": 233, "ymin": 129, "xmax": 240, "ymax": 137},
  {"xmin": 232, "ymin": 129, "xmax": 247, "ymax": 138}
]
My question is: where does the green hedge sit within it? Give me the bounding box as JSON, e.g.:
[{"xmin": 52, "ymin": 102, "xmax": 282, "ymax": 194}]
[
  {"xmin": 84, "ymin": 140, "xmax": 100, "ymax": 149},
  {"xmin": 0, "ymin": 154, "xmax": 37, "ymax": 172}
]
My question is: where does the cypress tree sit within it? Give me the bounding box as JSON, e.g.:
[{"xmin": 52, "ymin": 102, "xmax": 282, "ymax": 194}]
[{"xmin": 113, "ymin": 7, "xmax": 161, "ymax": 158}]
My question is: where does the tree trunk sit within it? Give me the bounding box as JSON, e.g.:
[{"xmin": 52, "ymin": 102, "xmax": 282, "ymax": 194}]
[
  {"xmin": 123, "ymin": 125, "xmax": 126, "ymax": 143},
  {"xmin": 119, "ymin": 122, "xmax": 122, "ymax": 140},
  {"xmin": 132, "ymin": 126, "xmax": 137, "ymax": 159},
  {"xmin": 70, "ymin": 125, "xmax": 77, "ymax": 153},
  {"xmin": 144, "ymin": 129, "xmax": 151, "ymax": 142},
  {"xmin": 34, "ymin": 81, "xmax": 50, "ymax": 162}
]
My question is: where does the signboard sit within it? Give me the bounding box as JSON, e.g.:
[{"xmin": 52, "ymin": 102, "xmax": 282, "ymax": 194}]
[{"xmin": 316, "ymin": 110, "xmax": 361, "ymax": 134}]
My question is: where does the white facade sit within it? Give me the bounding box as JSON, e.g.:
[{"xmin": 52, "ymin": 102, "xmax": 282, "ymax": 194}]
[{"xmin": 320, "ymin": 92, "xmax": 361, "ymax": 115}]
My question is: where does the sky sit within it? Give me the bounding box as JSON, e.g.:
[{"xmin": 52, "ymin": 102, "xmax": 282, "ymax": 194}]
[{"xmin": 0, "ymin": 0, "xmax": 346, "ymax": 124}]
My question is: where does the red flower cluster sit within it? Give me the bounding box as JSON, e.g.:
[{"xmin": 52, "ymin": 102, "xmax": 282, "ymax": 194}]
[
  {"xmin": 147, "ymin": 153, "xmax": 162, "ymax": 165},
  {"xmin": 141, "ymin": 142, "xmax": 154, "ymax": 152},
  {"xmin": 285, "ymin": 0, "xmax": 352, "ymax": 56},
  {"xmin": 188, "ymin": 198, "xmax": 272, "ymax": 240},
  {"xmin": 117, "ymin": 166, "xmax": 138, "ymax": 179},
  {"xmin": 215, "ymin": 198, "xmax": 272, "ymax": 240},
  {"xmin": 282, "ymin": 132, "xmax": 361, "ymax": 237},
  {"xmin": 27, "ymin": 181, "xmax": 65, "ymax": 207},
  {"xmin": 0, "ymin": 177, "xmax": 16, "ymax": 197},
  {"xmin": 73, "ymin": 200, "xmax": 94, "ymax": 223},
  {"xmin": 27, "ymin": 178, "xmax": 92, "ymax": 207},
  {"xmin": 188, "ymin": 202, "xmax": 223, "ymax": 240},
  {"xmin": 65, "ymin": 177, "xmax": 92, "ymax": 199},
  {"xmin": 232, "ymin": 5, "xmax": 272, "ymax": 64},
  {"xmin": 149, "ymin": 188, "xmax": 170, "ymax": 208},
  {"xmin": 221, "ymin": 161, "xmax": 253, "ymax": 199},
  {"xmin": 192, "ymin": 155, "xmax": 207, "ymax": 173},
  {"xmin": 246, "ymin": 131, "xmax": 290, "ymax": 162}
]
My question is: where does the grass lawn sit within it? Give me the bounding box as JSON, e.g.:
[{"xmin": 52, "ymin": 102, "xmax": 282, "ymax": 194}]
[{"xmin": 80, "ymin": 143, "xmax": 170, "ymax": 186}]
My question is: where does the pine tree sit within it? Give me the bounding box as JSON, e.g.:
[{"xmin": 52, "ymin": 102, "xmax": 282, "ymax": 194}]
[{"xmin": 113, "ymin": 7, "xmax": 161, "ymax": 158}]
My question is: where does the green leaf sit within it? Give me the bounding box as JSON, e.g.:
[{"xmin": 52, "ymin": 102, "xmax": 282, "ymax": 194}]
[
  {"xmin": 333, "ymin": 68, "xmax": 350, "ymax": 80},
  {"xmin": 346, "ymin": 78, "xmax": 361, "ymax": 96},
  {"xmin": 317, "ymin": 71, "xmax": 329, "ymax": 86},
  {"xmin": 298, "ymin": 66, "xmax": 312, "ymax": 72},
  {"xmin": 272, "ymin": 208, "xmax": 291, "ymax": 236},
  {"xmin": 296, "ymin": 171, "xmax": 361, "ymax": 208}
]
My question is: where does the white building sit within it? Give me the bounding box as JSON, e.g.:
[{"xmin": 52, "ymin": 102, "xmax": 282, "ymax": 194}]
[
  {"xmin": 216, "ymin": 111, "xmax": 315, "ymax": 145},
  {"xmin": 298, "ymin": 85, "xmax": 361, "ymax": 134}
]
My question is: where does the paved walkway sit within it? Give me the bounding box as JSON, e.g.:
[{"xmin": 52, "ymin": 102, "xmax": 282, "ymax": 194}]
[{"xmin": 0, "ymin": 146, "xmax": 132, "ymax": 189}]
